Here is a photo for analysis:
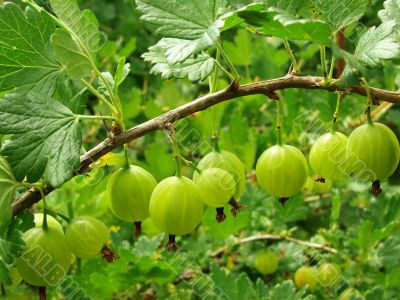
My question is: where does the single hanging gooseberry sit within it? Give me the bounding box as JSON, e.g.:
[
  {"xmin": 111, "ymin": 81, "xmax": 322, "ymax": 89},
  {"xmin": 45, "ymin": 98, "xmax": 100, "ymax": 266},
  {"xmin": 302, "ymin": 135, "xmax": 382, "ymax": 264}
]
[
  {"xmin": 193, "ymin": 150, "xmax": 246, "ymax": 220},
  {"xmin": 256, "ymin": 144, "xmax": 308, "ymax": 204},
  {"xmin": 65, "ymin": 216, "xmax": 109, "ymax": 259},
  {"xmin": 294, "ymin": 266, "xmax": 318, "ymax": 291},
  {"xmin": 193, "ymin": 167, "xmax": 236, "ymax": 222},
  {"xmin": 309, "ymin": 131, "xmax": 348, "ymax": 181},
  {"xmin": 254, "ymin": 251, "xmax": 279, "ymax": 275},
  {"xmin": 317, "ymin": 263, "xmax": 341, "ymax": 287},
  {"xmin": 16, "ymin": 227, "xmax": 71, "ymax": 287},
  {"xmin": 149, "ymin": 176, "xmax": 204, "ymax": 250},
  {"xmin": 346, "ymin": 122, "xmax": 400, "ymax": 196},
  {"xmin": 107, "ymin": 165, "xmax": 157, "ymax": 236}
]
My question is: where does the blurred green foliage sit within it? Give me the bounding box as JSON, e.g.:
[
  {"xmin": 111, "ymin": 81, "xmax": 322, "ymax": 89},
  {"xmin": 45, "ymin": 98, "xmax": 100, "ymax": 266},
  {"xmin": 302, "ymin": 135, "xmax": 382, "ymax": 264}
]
[{"xmin": 3, "ymin": 0, "xmax": 400, "ymax": 299}]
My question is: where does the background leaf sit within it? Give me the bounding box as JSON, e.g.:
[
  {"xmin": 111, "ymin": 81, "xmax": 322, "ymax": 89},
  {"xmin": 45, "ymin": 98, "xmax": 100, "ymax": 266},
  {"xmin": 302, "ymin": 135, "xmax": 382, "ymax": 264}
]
[
  {"xmin": 50, "ymin": 0, "xmax": 101, "ymax": 79},
  {"xmin": 0, "ymin": 157, "xmax": 16, "ymax": 234},
  {"xmin": 142, "ymin": 39, "xmax": 215, "ymax": 82},
  {"xmin": 0, "ymin": 92, "xmax": 82, "ymax": 187},
  {"xmin": 0, "ymin": 3, "xmax": 63, "ymax": 95},
  {"xmin": 136, "ymin": 0, "xmax": 229, "ymax": 61},
  {"xmin": 354, "ymin": 21, "xmax": 400, "ymax": 67},
  {"xmin": 311, "ymin": 0, "xmax": 369, "ymax": 32},
  {"xmin": 379, "ymin": 0, "xmax": 400, "ymax": 37}
]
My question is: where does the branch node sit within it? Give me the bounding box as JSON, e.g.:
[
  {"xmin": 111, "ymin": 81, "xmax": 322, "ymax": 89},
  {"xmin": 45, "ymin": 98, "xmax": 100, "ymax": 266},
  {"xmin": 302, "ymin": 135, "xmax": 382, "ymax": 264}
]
[
  {"xmin": 228, "ymin": 77, "xmax": 241, "ymax": 92},
  {"xmin": 267, "ymin": 91, "xmax": 280, "ymax": 100},
  {"xmin": 372, "ymin": 96, "xmax": 380, "ymax": 106}
]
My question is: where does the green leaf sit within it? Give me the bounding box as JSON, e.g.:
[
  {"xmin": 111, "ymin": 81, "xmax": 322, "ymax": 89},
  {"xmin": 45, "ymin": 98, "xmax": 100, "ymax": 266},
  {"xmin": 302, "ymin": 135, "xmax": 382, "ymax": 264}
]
[
  {"xmin": 275, "ymin": 196, "xmax": 309, "ymax": 223},
  {"xmin": 142, "ymin": 140, "xmax": 175, "ymax": 182},
  {"xmin": 114, "ymin": 59, "xmax": 131, "ymax": 94},
  {"xmin": 98, "ymin": 60, "xmax": 131, "ymax": 98},
  {"xmin": 0, "ymin": 218, "xmax": 25, "ymax": 286},
  {"xmin": 376, "ymin": 236, "xmax": 400, "ymax": 269},
  {"xmin": 136, "ymin": 0, "xmax": 229, "ymax": 62},
  {"xmin": 329, "ymin": 190, "xmax": 342, "ymax": 224},
  {"xmin": 0, "ymin": 156, "xmax": 16, "ymax": 234},
  {"xmin": 133, "ymin": 235, "xmax": 164, "ymax": 257},
  {"xmin": 239, "ymin": 10, "xmax": 331, "ymax": 45},
  {"xmin": 51, "ymin": 29, "xmax": 93, "ymax": 80},
  {"xmin": 221, "ymin": 2, "xmax": 264, "ymax": 32},
  {"xmin": 202, "ymin": 206, "xmax": 249, "ymax": 239},
  {"xmin": 379, "ymin": 0, "xmax": 400, "ymax": 37},
  {"xmin": 270, "ymin": 280, "xmax": 315, "ymax": 300},
  {"xmin": 0, "ymin": 92, "xmax": 82, "ymax": 187},
  {"xmin": 223, "ymin": 29, "xmax": 252, "ymax": 66},
  {"xmin": 142, "ymin": 39, "xmax": 214, "ymax": 82},
  {"xmin": 331, "ymin": 43, "xmax": 365, "ymax": 71},
  {"xmin": 265, "ymin": 0, "xmax": 303, "ymax": 15},
  {"xmin": 0, "ymin": 3, "xmax": 63, "ymax": 95},
  {"xmin": 311, "ymin": 0, "xmax": 368, "ymax": 32},
  {"xmin": 53, "ymin": 75, "xmax": 88, "ymax": 114},
  {"xmin": 354, "ymin": 21, "xmax": 400, "ymax": 67},
  {"xmin": 50, "ymin": 0, "xmax": 100, "ymax": 79},
  {"xmin": 335, "ymin": 65, "xmax": 361, "ymax": 89},
  {"xmin": 209, "ymin": 264, "xmax": 259, "ymax": 300},
  {"xmin": 365, "ymin": 287, "xmax": 384, "ymax": 300}
]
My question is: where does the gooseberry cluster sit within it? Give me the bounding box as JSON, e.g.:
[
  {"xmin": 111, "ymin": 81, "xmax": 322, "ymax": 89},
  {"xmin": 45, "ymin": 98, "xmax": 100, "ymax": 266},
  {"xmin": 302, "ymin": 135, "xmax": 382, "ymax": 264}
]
[
  {"xmin": 15, "ymin": 213, "xmax": 110, "ymax": 289},
  {"xmin": 253, "ymin": 252, "xmax": 361, "ymax": 297},
  {"xmin": 105, "ymin": 95, "xmax": 400, "ymax": 251},
  {"xmin": 256, "ymin": 99, "xmax": 399, "ymax": 203},
  {"xmin": 107, "ymin": 148, "xmax": 247, "ymax": 250}
]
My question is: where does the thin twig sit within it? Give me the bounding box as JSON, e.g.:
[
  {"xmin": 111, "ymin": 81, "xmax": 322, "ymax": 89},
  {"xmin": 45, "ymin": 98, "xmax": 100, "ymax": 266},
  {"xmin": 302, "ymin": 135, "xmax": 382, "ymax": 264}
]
[
  {"xmin": 11, "ymin": 75, "xmax": 400, "ymax": 216},
  {"xmin": 209, "ymin": 233, "xmax": 338, "ymax": 257}
]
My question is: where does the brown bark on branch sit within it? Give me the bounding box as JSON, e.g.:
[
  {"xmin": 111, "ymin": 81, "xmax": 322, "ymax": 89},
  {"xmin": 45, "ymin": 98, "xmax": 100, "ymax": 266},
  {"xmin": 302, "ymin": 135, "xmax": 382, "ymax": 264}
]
[{"xmin": 11, "ymin": 75, "xmax": 400, "ymax": 216}]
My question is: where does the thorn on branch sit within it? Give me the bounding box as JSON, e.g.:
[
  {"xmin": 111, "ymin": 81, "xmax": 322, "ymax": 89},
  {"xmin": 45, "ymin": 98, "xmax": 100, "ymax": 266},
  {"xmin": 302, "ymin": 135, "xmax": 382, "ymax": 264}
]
[
  {"xmin": 100, "ymin": 112, "xmax": 112, "ymax": 136},
  {"xmin": 164, "ymin": 122, "xmax": 176, "ymax": 131},
  {"xmin": 267, "ymin": 91, "xmax": 280, "ymax": 100},
  {"xmin": 228, "ymin": 77, "xmax": 241, "ymax": 92}
]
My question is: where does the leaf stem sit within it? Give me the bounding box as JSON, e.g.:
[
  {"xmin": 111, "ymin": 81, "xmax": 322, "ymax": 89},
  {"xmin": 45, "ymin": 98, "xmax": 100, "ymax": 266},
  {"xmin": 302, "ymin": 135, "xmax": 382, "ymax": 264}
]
[
  {"xmin": 178, "ymin": 154, "xmax": 202, "ymax": 174},
  {"xmin": 46, "ymin": 209, "xmax": 72, "ymax": 223},
  {"xmin": 75, "ymin": 114, "xmax": 116, "ymax": 121},
  {"xmin": 169, "ymin": 127, "xmax": 181, "ymax": 177},
  {"xmin": 283, "ymin": 39, "xmax": 299, "ymax": 74},
  {"xmin": 331, "ymin": 92, "xmax": 342, "ymax": 132},
  {"xmin": 216, "ymin": 42, "xmax": 239, "ymax": 80},
  {"xmin": 320, "ymin": 46, "xmax": 327, "ymax": 80},
  {"xmin": 96, "ymin": 70, "xmax": 120, "ymax": 111},
  {"xmin": 210, "ymin": 233, "xmax": 338, "ymax": 257},
  {"xmin": 210, "ymin": 47, "xmax": 221, "ymax": 152},
  {"xmin": 116, "ymin": 118, "xmax": 130, "ymax": 167},
  {"xmin": 276, "ymin": 99, "xmax": 282, "ymax": 145},
  {"xmin": 328, "ymin": 54, "xmax": 336, "ymax": 82},
  {"xmin": 37, "ymin": 187, "xmax": 48, "ymax": 231},
  {"xmin": 360, "ymin": 77, "xmax": 374, "ymax": 125},
  {"xmin": 213, "ymin": 59, "xmax": 235, "ymax": 82},
  {"xmin": 80, "ymin": 79, "xmax": 118, "ymax": 114}
]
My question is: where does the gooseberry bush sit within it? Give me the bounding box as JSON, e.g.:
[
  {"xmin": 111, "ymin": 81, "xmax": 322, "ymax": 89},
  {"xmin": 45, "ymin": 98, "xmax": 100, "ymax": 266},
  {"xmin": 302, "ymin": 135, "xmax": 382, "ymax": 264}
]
[{"xmin": 0, "ymin": 0, "xmax": 400, "ymax": 299}]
